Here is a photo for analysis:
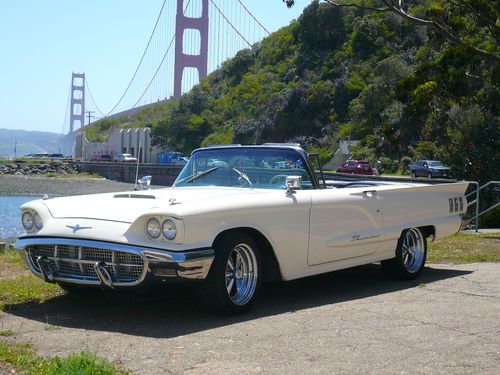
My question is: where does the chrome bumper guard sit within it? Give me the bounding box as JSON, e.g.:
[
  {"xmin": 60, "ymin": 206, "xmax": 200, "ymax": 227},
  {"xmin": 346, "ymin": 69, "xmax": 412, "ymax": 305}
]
[{"xmin": 15, "ymin": 237, "xmax": 214, "ymax": 287}]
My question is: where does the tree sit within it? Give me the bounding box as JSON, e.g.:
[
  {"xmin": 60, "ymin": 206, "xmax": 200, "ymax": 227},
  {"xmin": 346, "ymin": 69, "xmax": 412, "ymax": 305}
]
[{"xmin": 283, "ymin": 1, "xmax": 499, "ymax": 63}]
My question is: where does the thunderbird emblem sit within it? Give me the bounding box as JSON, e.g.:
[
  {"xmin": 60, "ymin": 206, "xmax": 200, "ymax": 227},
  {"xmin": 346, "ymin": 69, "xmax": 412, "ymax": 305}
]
[{"xmin": 66, "ymin": 224, "xmax": 92, "ymax": 233}]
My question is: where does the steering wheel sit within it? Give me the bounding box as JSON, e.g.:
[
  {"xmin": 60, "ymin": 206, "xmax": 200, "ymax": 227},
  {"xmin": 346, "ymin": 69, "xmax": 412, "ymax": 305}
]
[{"xmin": 269, "ymin": 174, "xmax": 288, "ymax": 185}]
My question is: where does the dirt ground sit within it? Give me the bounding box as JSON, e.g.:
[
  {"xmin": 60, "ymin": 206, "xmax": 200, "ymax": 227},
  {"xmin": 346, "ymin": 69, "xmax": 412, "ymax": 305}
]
[{"xmin": 1, "ymin": 263, "xmax": 499, "ymax": 374}]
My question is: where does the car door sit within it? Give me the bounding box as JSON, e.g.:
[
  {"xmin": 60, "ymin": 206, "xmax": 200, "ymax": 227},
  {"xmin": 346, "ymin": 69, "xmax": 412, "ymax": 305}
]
[{"xmin": 307, "ymin": 187, "xmax": 383, "ymax": 265}]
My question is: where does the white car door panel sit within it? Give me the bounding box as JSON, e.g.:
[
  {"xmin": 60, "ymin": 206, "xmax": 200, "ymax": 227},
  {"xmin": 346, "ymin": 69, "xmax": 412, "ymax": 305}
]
[{"xmin": 308, "ymin": 189, "xmax": 382, "ymax": 265}]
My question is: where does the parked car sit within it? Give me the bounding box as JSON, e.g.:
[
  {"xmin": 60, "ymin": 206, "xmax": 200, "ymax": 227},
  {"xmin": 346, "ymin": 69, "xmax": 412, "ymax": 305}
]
[
  {"xmin": 336, "ymin": 160, "xmax": 375, "ymax": 175},
  {"xmin": 113, "ymin": 153, "xmax": 137, "ymax": 162},
  {"xmin": 410, "ymin": 160, "xmax": 452, "ymax": 179},
  {"xmin": 90, "ymin": 154, "xmax": 112, "ymax": 162},
  {"xmin": 158, "ymin": 151, "xmax": 188, "ymax": 165},
  {"xmin": 16, "ymin": 144, "xmax": 468, "ymax": 314}
]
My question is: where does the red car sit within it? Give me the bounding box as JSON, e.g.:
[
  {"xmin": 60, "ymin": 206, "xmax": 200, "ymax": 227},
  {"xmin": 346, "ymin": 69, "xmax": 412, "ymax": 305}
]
[
  {"xmin": 336, "ymin": 160, "xmax": 375, "ymax": 175},
  {"xmin": 89, "ymin": 154, "xmax": 112, "ymax": 162}
]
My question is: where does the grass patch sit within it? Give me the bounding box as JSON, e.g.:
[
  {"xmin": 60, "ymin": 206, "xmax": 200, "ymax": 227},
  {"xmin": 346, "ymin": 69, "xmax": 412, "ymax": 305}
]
[
  {"xmin": 0, "ymin": 342, "xmax": 128, "ymax": 374},
  {"xmin": 45, "ymin": 172, "xmax": 102, "ymax": 179},
  {"xmin": 0, "ymin": 249, "xmax": 62, "ymax": 310},
  {"xmin": 0, "ymin": 330, "xmax": 14, "ymax": 337},
  {"xmin": 428, "ymin": 232, "xmax": 500, "ymax": 264},
  {"xmin": 44, "ymin": 325, "xmax": 61, "ymax": 331},
  {"xmin": 0, "ymin": 275, "xmax": 62, "ymax": 310},
  {"xmin": 0, "ymin": 248, "xmax": 25, "ymax": 270}
]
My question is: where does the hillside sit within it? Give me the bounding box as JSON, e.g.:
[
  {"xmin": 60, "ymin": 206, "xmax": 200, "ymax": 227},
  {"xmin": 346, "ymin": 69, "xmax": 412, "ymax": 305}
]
[
  {"xmin": 0, "ymin": 129, "xmax": 61, "ymax": 158},
  {"xmin": 88, "ymin": 0, "xmax": 498, "ymax": 182}
]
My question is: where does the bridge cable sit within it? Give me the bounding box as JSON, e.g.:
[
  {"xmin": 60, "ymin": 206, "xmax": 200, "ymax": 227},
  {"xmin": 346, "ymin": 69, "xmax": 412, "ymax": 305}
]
[
  {"xmin": 237, "ymin": 0, "xmax": 270, "ymax": 36},
  {"xmin": 131, "ymin": 0, "xmax": 192, "ymax": 107},
  {"xmin": 59, "ymin": 83, "xmax": 71, "ymax": 136},
  {"xmin": 209, "ymin": 0, "xmax": 252, "ymax": 47},
  {"xmin": 85, "ymin": 78, "xmax": 106, "ymax": 118},
  {"xmin": 101, "ymin": 0, "xmax": 168, "ymax": 117}
]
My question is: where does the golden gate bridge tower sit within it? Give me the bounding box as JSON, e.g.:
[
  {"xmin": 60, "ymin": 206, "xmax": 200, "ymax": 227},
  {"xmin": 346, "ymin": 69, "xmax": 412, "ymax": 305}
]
[{"xmin": 174, "ymin": 0, "xmax": 209, "ymax": 98}]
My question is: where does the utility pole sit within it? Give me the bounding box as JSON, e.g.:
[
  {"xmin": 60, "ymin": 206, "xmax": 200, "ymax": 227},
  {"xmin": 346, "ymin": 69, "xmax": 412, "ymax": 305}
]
[
  {"xmin": 14, "ymin": 141, "xmax": 17, "ymax": 159},
  {"xmin": 85, "ymin": 110, "xmax": 95, "ymax": 126}
]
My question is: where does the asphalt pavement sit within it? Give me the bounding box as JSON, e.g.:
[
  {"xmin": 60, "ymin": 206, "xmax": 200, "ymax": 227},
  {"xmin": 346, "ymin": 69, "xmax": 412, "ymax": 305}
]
[{"xmin": 1, "ymin": 263, "xmax": 499, "ymax": 374}]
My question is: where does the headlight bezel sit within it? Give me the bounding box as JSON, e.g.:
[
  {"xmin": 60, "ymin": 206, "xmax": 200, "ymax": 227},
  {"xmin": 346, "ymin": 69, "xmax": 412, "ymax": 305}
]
[
  {"xmin": 146, "ymin": 218, "xmax": 162, "ymax": 239},
  {"xmin": 162, "ymin": 219, "xmax": 177, "ymax": 241},
  {"xmin": 145, "ymin": 216, "xmax": 181, "ymax": 242},
  {"xmin": 34, "ymin": 212, "xmax": 43, "ymax": 230},
  {"xmin": 22, "ymin": 211, "xmax": 34, "ymax": 230}
]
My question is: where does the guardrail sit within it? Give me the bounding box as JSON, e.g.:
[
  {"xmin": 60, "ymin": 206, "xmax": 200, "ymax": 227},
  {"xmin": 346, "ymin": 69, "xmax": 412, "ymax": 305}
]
[{"xmin": 466, "ymin": 181, "xmax": 500, "ymax": 232}]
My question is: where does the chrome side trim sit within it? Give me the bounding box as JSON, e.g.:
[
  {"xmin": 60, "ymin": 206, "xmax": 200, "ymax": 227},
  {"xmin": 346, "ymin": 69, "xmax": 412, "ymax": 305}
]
[{"xmin": 15, "ymin": 237, "xmax": 215, "ymax": 286}]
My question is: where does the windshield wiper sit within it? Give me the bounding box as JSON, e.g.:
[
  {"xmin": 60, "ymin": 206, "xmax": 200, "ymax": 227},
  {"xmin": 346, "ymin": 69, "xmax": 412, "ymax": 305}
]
[
  {"xmin": 233, "ymin": 167, "xmax": 253, "ymax": 189},
  {"xmin": 175, "ymin": 167, "xmax": 218, "ymax": 184}
]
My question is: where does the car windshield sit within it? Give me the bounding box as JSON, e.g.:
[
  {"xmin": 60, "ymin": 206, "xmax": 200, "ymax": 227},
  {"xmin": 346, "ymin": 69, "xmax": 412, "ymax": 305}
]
[
  {"xmin": 123, "ymin": 154, "xmax": 133, "ymax": 157},
  {"xmin": 174, "ymin": 147, "xmax": 314, "ymax": 190},
  {"xmin": 429, "ymin": 161, "xmax": 443, "ymax": 167}
]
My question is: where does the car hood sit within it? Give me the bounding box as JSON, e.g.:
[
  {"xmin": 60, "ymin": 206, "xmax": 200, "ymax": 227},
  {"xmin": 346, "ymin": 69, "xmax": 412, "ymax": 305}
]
[{"xmin": 39, "ymin": 187, "xmax": 269, "ymax": 223}]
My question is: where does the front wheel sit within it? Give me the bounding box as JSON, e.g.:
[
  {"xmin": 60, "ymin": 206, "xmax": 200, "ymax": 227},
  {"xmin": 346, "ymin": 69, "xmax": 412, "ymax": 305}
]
[
  {"xmin": 427, "ymin": 172, "xmax": 432, "ymax": 179},
  {"xmin": 381, "ymin": 228, "xmax": 427, "ymax": 280},
  {"xmin": 207, "ymin": 232, "xmax": 261, "ymax": 315}
]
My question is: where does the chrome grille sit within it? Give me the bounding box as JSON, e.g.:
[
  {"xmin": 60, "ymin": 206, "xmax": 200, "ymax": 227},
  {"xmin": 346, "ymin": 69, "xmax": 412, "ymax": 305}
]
[{"xmin": 27, "ymin": 244, "xmax": 145, "ymax": 283}]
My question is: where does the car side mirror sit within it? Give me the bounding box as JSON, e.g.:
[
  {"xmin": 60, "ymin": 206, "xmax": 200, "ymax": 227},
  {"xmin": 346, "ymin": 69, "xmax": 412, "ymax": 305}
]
[
  {"xmin": 286, "ymin": 175, "xmax": 301, "ymax": 195},
  {"xmin": 137, "ymin": 175, "xmax": 152, "ymax": 190}
]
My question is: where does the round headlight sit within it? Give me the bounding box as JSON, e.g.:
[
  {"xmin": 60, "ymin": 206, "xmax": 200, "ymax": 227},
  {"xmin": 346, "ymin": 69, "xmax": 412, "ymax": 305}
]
[
  {"xmin": 146, "ymin": 218, "xmax": 161, "ymax": 238},
  {"xmin": 162, "ymin": 219, "xmax": 177, "ymax": 240},
  {"xmin": 34, "ymin": 213, "xmax": 43, "ymax": 230},
  {"xmin": 22, "ymin": 212, "xmax": 34, "ymax": 230}
]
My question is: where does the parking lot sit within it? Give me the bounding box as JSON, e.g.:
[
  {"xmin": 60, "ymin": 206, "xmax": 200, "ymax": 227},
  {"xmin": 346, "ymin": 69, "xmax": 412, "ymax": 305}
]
[{"xmin": 1, "ymin": 263, "xmax": 499, "ymax": 374}]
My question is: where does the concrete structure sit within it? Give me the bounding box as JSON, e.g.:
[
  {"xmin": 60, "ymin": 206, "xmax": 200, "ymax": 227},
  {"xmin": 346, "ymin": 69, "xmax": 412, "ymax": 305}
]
[
  {"xmin": 323, "ymin": 140, "xmax": 361, "ymax": 170},
  {"xmin": 75, "ymin": 128, "xmax": 156, "ymax": 162},
  {"xmin": 78, "ymin": 162, "xmax": 182, "ymax": 186},
  {"xmin": 174, "ymin": 0, "xmax": 209, "ymax": 97},
  {"xmin": 70, "ymin": 73, "xmax": 85, "ymax": 133}
]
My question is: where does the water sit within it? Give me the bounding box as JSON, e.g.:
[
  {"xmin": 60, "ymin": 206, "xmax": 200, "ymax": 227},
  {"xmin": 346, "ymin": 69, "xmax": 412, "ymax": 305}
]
[{"xmin": 0, "ymin": 195, "xmax": 41, "ymax": 239}]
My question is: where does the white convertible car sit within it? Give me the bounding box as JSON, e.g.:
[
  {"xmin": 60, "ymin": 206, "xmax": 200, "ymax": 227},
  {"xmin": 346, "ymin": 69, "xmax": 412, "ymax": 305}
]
[{"xmin": 16, "ymin": 144, "xmax": 468, "ymax": 314}]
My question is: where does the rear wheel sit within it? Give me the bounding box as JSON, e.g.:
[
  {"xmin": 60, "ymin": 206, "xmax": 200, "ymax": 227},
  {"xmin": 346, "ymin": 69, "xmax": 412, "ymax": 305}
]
[
  {"xmin": 207, "ymin": 232, "xmax": 261, "ymax": 315},
  {"xmin": 381, "ymin": 228, "xmax": 427, "ymax": 280},
  {"xmin": 427, "ymin": 172, "xmax": 432, "ymax": 179},
  {"xmin": 411, "ymin": 171, "xmax": 416, "ymax": 179}
]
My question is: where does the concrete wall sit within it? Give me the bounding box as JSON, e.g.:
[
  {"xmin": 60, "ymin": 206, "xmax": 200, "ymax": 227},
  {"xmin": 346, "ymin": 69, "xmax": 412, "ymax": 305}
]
[
  {"xmin": 78, "ymin": 162, "xmax": 183, "ymax": 186},
  {"xmin": 75, "ymin": 128, "xmax": 156, "ymax": 162}
]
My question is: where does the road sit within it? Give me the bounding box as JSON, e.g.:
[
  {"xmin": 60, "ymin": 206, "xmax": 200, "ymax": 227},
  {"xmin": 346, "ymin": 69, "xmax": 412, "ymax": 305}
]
[{"xmin": 1, "ymin": 263, "xmax": 499, "ymax": 374}]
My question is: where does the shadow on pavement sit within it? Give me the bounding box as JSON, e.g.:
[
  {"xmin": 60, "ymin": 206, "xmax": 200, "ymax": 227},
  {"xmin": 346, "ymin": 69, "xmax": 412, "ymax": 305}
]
[{"xmin": 5, "ymin": 264, "xmax": 471, "ymax": 338}]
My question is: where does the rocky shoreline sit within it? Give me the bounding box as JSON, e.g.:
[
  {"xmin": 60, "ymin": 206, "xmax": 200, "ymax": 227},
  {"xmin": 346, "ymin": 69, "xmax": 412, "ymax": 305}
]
[{"xmin": 0, "ymin": 161, "xmax": 78, "ymax": 176}]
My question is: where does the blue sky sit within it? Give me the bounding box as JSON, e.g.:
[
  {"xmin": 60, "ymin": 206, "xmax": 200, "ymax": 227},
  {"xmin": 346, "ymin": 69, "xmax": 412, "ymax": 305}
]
[{"xmin": 0, "ymin": 0, "xmax": 311, "ymax": 134}]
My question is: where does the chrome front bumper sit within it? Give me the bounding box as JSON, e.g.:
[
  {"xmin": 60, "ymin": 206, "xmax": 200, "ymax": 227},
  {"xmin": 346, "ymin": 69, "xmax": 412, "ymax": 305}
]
[{"xmin": 15, "ymin": 237, "xmax": 214, "ymax": 287}]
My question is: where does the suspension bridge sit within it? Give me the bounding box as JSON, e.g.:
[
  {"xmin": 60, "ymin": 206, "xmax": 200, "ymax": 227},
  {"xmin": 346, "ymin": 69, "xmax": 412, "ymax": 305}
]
[{"xmin": 60, "ymin": 0, "xmax": 269, "ymax": 148}]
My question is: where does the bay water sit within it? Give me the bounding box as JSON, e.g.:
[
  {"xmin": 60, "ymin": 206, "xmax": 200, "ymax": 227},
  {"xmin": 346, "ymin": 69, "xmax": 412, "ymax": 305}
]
[{"xmin": 0, "ymin": 195, "xmax": 41, "ymax": 239}]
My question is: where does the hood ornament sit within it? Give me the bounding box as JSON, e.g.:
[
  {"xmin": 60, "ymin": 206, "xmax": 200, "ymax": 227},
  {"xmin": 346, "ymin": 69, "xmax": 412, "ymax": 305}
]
[
  {"xmin": 169, "ymin": 198, "xmax": 181, "ymax": 205},
  {"xmin": 66, "ymin": 224, "xmax": 92, "ymax": 233}
]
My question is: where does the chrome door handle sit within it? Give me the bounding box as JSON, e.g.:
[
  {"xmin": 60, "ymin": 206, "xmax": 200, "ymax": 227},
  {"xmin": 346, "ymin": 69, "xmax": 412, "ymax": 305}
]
[{"xmin": 362, "ymin": 190, "xmax": 377, "ymax": 198}]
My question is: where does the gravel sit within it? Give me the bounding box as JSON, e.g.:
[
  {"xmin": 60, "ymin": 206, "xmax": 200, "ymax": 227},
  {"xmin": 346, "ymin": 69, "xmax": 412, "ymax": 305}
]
[{"xmin": 0, "ymin": 175, "xmax": 161, "ymax": 196}]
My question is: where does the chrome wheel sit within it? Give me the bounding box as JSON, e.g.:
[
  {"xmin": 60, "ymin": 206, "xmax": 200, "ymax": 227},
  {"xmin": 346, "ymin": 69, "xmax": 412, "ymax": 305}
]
[
  {"xmin": 401, "ymin": 228, "xmax": 425, "ymax": 273},
  {"xmin": 381, "ymin": 227, "xmax": 427, "ymax": 280},
  {"xmin": 225, "ymin": 243, "xmax": 258, "ymax": 306}
]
